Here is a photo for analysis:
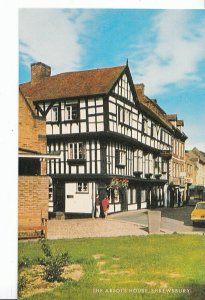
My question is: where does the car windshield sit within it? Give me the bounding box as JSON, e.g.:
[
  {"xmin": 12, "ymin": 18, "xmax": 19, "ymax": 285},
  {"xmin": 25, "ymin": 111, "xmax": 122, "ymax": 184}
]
[{"xmin": 196, "ymin": 203, "xmax": 205, "ymax": 209}]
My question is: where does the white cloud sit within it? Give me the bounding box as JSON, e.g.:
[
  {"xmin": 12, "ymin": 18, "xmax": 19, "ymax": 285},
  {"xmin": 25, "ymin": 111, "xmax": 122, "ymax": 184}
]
[
  {"xmin": 131, "ymin": 11, "xmax": 205, "ymax": 96},
  {"xmin": 19, "ymin": 9, "xmax": 94, "ymax": 74}
]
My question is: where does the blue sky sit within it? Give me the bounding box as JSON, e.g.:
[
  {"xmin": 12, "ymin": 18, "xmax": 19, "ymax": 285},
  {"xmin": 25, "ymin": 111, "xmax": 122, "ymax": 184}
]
[{"xmin": 19, "ymin": 9, "xmax": 205, "ymax": 150}]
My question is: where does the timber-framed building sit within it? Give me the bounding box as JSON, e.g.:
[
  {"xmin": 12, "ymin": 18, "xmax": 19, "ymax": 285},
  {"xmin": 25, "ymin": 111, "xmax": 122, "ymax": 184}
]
[{"xmin": 20, "ymin": 62, "xmax": 175, "ymax": 216}]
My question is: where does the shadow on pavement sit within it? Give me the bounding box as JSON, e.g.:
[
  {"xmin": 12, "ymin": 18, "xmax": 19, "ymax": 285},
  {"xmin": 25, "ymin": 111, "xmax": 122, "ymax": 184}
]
[{"xmin": 156, "ymin": 206, "xmax": 205, "ymax": 229}]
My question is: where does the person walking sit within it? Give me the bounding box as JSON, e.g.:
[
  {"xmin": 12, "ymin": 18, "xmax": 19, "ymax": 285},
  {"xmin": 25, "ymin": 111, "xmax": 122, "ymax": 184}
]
[{"xmin": 102, "ymin": 196, "xmax": 109, "ymax": 218}]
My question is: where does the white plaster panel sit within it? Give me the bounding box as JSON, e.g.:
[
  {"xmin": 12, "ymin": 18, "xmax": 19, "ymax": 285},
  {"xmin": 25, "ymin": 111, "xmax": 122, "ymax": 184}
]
[
  {"xmin": 92, "ymin": 162, "xmax": 95, "ymax": 173},
  {"xmin": 72, "ymin": 123, "xmax": 79, "ymax": 133},
  {"xmin": 71, "ymin": 166, "xmax": 77, "ymax": 173},
  {"xmin": 115, "ymin": 203, "xmax": 121, "ymax": 212},
  {"xmin": 80, "ymin": 100, "xmax": 86, "ymax": 108},
  {"xmin": 47, "ymin": 110, "xmax": 52, "ymax": 122},
  {"xmin": 81, "ymin": 109, "xmax": 86, "ymax": 119},
  {"xmin": 96, "ymin": 106, "xmax": 104, "ymax": 114},
  {"xmin": 81, "ymin": 122, "xmax": 86, "ymax": 132},
  {"xmin": 97, "ymin": 162, "xmax": 101, "ymax": 173},
  {"xmin": 66, "ymin": 162, "xmax": 69, "ymax": 174},
  {"xmin": 141, "ymin": 202, "xmax": 147, "ymax": 209},
  {"xmin": 61, "ymin": 162, "xmax": 64, "ymax": 174},
  {"xmin": 128, "ymin": 204, "xmax": 137, "ymax": 210},
  {"xmin": 97, "ymin": 115, "xmax": 103, "ymax": 122},
  {"xmin": 46, "ymin": 124, "xmax": 52, "ymax": 135},
  {"xmin": 96, "ymin": 98, "xmax": 103, "ymax": 105},
  {"xmin": 108, "ymin": 204, "xmax": 114, "ymax": 213},
  {"xmin": 97, "ymin": 123, "xmax": 104, "ymax": 131},
  {"xmin": 79, "ymin": 166, "xmax": 85, "ymax": 174},
  {"xmin": 127, "ymin": 189, "xmax": 130, "ymax": 204},
  {"xmin": 109, "ymin": 102, "xmax": 116, "ymax": 114},
  {"xmin": 88, "ymin": 99, "xmax": 95, "ymax": 106},
  {"xmin": 62, "ymin": 124, "xmax": 70, "ymax": 134},
  {"xmin": 109, "ymin": 96, "xmax": 116, "ymax": 102},
  {"xmin": 89, "ymin": 123, "xmax": 96, "ymax": 132},
  {"xmin": 88, "ymin": 108, "xmax": 95, "ymax": 115},
  {"xmin": 65, "ymin": 182, "xmax": 93, "ymax": 213},
  {"xmin": 53, "ymin": 125, "xmax": 59, "ymax": 134}
]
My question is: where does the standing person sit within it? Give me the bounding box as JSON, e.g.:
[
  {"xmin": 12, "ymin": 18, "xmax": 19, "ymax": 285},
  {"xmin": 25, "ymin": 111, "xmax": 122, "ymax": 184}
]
[
  {"xmin": 95, "ymin": 194, "xmax": 100, "ymax": 218},
  {"xmin": 102, "ymin": 196, "xmax": 109, "ymax": 218}
]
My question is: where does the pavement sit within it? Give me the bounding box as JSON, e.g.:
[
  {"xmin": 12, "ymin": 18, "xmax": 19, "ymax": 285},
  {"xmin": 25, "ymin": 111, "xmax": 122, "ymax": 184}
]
[
  {"xmin": 109, "ymin": 206, "xmax": 205, "ymax": 234},
  {"xmin": 47, "ymin": 206, "xmax": 205, "ymax": 240},
  {"xmin": 47, "ymin": 218, "xmax": 148, "ymax": 239}
]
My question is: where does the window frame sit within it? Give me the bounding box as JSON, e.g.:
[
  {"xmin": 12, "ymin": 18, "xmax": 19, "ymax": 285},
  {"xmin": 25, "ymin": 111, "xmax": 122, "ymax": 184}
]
[
  {"xmin": 76, "ymin": 182, "xmax": 89, "ymax": 193},
  {"xmin": 65, "ymin": 102, "xmax": 79, "ymax": 121},
  {"xmin": 68, "ymin": 142, "xmax": 86, "ymax": 160}
]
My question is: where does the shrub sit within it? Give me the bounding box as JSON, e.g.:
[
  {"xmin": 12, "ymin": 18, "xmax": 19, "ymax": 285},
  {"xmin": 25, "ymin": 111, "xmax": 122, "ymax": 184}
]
[
  {"xmin": 39, "ymin": 239, "xmax": 70, "ymax": 282},
  {"xmin": 18, "ymin": 257, "xmax": 31, "ymax": 270},
  {"xmin": 18, "ymin": 274, "xmax": 27, "ymax": 298}
]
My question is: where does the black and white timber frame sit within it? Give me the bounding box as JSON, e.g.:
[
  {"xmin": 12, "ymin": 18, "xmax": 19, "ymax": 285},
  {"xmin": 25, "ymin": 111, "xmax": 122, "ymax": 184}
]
[{"xmin": 34, "ymin": 66, "xmax": 173, "ymax": 215}]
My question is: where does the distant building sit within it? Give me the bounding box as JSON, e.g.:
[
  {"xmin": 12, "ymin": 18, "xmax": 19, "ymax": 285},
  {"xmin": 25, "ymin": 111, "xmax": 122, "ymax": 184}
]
[
  {"xmin": 185, "ymin": 148, "xmax": 205, "ymax": 201},
  {"xmin": 20, "ymin": 62, "xmax": 175, "ymax": 217},
  {"xmin": 166, "ymin": 114, "xmax": 187, "ymax": 207}
]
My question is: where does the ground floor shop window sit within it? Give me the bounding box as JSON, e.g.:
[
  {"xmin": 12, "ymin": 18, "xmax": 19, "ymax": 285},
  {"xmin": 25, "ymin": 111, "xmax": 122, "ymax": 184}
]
[{"xmin": 109, "ymin": 188, "xmax": 120, "ymax": 203}]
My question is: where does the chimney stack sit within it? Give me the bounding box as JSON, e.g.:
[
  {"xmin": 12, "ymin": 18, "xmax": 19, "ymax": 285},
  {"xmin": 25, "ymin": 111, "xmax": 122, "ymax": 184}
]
[
  {"xmin": 135, "ymin": 83, "xmax": 145, "ymax": 100},
  {"xmin": 31, "ymin": 62, "xmax": 51, "ymax": 84}
]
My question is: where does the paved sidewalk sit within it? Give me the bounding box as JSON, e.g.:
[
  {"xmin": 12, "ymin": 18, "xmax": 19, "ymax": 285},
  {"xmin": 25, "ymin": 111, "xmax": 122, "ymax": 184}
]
[{"xmin": 47, "ymin": 218, "xmax": 148, "ymax": 239}]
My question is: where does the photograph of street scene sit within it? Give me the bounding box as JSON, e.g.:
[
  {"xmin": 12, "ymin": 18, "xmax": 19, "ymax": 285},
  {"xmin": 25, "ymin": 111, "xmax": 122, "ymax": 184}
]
[{"xmin": 18, "ymin": 9, "xmax": 205, "ymax": 299}]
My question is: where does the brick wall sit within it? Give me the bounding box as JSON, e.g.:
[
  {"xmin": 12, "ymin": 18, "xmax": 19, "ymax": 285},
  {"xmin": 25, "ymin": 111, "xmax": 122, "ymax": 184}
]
[
  {"xmin": 18, "ymin": 176, "xmax": 49, "ymax": 227},
  {"xmin": 19, "ymin": 91, "xmax": 46, "ymax": 154}
]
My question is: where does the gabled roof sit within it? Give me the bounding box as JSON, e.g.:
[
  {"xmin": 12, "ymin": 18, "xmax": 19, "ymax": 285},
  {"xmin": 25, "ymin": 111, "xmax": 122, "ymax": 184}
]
[{"xmin": 20, "ymin": 65, "xmax": 127, "ymax": 102}]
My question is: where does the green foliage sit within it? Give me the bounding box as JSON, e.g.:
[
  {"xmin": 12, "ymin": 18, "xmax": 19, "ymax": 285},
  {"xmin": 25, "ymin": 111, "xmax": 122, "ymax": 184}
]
[
  {"xmin": 18, "ymin": 274, "xmax": 27, "ymax": 298},
  {"xmin": 18, "ymin": 256, "xmax": 32, "ymax": 270},
  {"xmin": 19, "ymin": 236, "xmax": 205, "ymax": 300},
  {"xmin": 39, "ymin": 239, "xmax": 70, "ymax": 282}
]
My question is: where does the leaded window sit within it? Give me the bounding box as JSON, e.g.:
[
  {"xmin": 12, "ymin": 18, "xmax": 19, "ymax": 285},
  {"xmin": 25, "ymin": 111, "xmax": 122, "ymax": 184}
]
[{"xmin": 68, "ymin": 143, "xmax": 85, "ymax": 160}]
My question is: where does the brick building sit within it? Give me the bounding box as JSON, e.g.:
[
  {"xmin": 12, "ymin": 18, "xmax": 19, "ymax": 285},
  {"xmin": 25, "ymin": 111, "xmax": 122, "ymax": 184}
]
[{"xmin": 18, "ymin": 87, "xmax": 49, "ymax": 232}]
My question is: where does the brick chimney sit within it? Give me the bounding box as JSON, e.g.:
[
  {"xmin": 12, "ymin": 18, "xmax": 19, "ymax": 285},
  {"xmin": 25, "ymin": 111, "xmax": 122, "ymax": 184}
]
[
  {"xmin": 31, "ymin": 62, "xmax": 51, "ymax": 84},
  {"xmin": 135, "ymin": 83, "xmax": 144, "ymax": 100}
]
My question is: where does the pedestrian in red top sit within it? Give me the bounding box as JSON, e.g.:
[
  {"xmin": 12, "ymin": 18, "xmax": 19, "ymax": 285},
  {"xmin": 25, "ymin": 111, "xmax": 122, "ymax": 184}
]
[{"xmin": 102, "ymin": 196, "xmax": 109, "ymax": 218}]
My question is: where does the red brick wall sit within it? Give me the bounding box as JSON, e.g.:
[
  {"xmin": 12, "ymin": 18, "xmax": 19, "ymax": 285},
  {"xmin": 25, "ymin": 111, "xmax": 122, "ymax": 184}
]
[
  {"xmin": 18, "ymin": 176, "xmax": 49, "ymax": 227},
  {"xmin": 19, "ymin": 91, "xmax": 46, "ymax": 154}
]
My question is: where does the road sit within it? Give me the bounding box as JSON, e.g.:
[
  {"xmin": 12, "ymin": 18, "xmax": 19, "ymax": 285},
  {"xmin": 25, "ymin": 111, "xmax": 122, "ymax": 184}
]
[{"xmin": 108, "ymin": 206, "xmax": 205, "ymax": 234}]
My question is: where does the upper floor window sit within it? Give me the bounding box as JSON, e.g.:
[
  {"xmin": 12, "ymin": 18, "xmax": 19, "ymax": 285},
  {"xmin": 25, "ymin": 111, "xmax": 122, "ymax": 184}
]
[
  {"xmin": 118, "ymin": 106, "xmax": 132, "ymax": 126},
  {"xmin": 134, "ymin": 150, "xmax": 143, "ymax": 172},
  {"xmin": 142, "ymin": 118, "xmax": 148, "ymax": 134},
  {"xmin": 65, "ymin": 102, "xmax": 78, "ymax": 120},
  {"xmin": 68, "ymin": 143, "xmax": 85, "ymax": 160},
  {"xmin": 151, "ymin": 124, "xmax": 156, "ymax": 138},
  {"xmin": 116, "ymin": 149, "xmax": 126, "ymax": 167},
  {"xmin": 52, "ymin": 106, "xmax": 58, "ymax": 122}
]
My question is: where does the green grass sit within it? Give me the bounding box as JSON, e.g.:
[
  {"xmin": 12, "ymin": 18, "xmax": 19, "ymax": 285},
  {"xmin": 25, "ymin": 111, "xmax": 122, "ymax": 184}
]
[{"xmin": 18, "ymin": 235, "xmax": 205, "ymax": 300}]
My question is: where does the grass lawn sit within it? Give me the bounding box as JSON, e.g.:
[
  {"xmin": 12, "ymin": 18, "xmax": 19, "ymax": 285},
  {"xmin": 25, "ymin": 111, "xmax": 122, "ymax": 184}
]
[{"xmin": 18, "ymin": 235, "xmax": 205, "ymax": 300}]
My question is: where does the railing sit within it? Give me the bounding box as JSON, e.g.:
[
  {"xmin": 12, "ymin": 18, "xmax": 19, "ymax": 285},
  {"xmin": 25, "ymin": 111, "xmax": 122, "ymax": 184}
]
[{"xmin": 18, "ymin": 218, "xmax": 48, "ymax": 239}]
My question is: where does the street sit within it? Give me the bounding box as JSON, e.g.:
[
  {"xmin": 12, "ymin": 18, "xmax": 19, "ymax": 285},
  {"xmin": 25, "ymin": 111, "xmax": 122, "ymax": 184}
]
[{"xmin": 109, "ymin": 205, "xmax": 205, "ymax": 234}]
